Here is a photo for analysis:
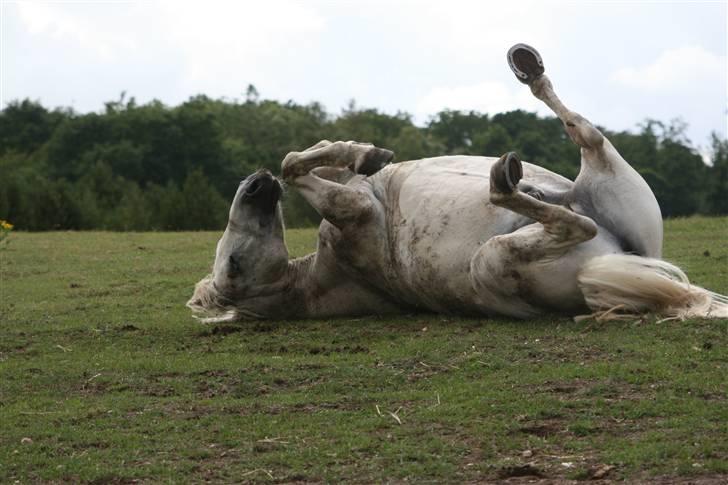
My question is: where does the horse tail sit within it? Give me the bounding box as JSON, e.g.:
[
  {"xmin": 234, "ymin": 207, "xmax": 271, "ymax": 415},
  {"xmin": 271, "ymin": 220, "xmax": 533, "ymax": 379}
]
[{"xmin": 576, "ymin": 254, "xmax": 728, "ymax": 321}]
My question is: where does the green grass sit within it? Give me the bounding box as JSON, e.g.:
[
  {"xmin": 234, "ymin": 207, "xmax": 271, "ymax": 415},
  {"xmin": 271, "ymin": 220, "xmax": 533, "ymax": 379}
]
[{"xmin": 1, "ymin": 217, "xmax": 726, "ymax": 483}]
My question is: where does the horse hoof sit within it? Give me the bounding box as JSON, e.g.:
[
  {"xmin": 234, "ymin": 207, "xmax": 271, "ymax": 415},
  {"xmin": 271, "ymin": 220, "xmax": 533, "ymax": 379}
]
[
  {"xmin": 507, "ymin": 43, "xmax": 545, "ymax": 85},
  {"xmin": 355, "ymin": 147, "xmax": 395, "ymax": 176},
  {"xmin": 491, "ymin": 152, "xmax": 523, "ymax": 194}
]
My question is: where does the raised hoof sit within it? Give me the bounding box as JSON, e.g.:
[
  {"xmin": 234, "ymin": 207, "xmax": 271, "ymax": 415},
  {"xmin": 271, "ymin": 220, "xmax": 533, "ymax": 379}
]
[
  {"xmin": 353, "ymin": 146, "xmax": 395, "ymax": 176},
  {"xmin": 507, "ymin": 43, "xmax": 545, "ymax": 85},
  {"xmin": 491, "ymin": 152, "xmax": 523, "ymax": 194}
]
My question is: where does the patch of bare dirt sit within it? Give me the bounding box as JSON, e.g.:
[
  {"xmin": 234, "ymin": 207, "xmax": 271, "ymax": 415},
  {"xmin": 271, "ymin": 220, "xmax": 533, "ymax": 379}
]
[
  {"xmin": 638, "ymin": 475, "xmax": 728, "ymax": 484},
  {"xmin": 518, "ymin": 421, "xmax": 564, "ymax": 439},
  {"xmin": 497, "ymin": 463, "xmax": 546, "ymax": 479},
  {"xmin": 374, "ymin": 358, "xmax": 456, "ymax": 382},
  {"xmin": 307, "ymin": 345, "xmax": 369, "ymax": 355},
  {"xmin": 198, "ymin": 325, "xmax": 245, "ymax": 337}
]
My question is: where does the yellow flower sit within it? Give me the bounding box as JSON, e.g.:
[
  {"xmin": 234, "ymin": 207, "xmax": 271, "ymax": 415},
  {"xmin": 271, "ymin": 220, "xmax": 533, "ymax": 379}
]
[{"xmin": 0, "ymin": 220, "xmax": 13, "ymax": 230}]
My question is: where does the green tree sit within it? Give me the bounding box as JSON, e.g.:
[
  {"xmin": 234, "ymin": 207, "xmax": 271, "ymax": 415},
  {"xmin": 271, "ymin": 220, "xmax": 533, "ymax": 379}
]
[
  {"xmin": 178, "ymin": 169, "xmax": 228, "ymax": 230},
  {"xmin": 706, "ymin": 134, "xmax": 728, "ymax": 214},
  {"xmin": 2, "ymin": 92, "xmax": 724, "ymax": 231},
  {"xmin": 0, "ymin": 99, "xmax": 65, "ymax": 155},
  {"xmin": 427, "ymin": 110, "xmax": 491, "ymax": 154},
  {"xmin": 390, "ymin": 125, "xmax": 442, "ymax": 161}
]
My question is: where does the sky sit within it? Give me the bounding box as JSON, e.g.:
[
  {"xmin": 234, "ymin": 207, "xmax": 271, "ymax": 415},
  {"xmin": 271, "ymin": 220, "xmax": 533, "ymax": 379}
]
[{"xmin": 1, "ymin": 0, "xmax": 726, "ymax": 152}]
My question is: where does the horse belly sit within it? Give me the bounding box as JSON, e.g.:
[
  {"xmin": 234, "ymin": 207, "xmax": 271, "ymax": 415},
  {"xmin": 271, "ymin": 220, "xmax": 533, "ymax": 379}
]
[
  {"xmin": 332, "ymin": 156, "xmax": 574, "ymax": 314},
  {"xmin": 382, "ymin": 160, "xmax": 531, "ymax": 312}
]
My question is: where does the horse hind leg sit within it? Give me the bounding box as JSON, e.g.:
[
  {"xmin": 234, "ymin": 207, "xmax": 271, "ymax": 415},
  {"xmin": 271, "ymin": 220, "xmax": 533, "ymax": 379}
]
[
  {"xmin": 507, "ymin": 44, "xmax": 663, "ymax": 258},
  {"xmin": 488, "ymin": 152, "xmax": 598, "ymax": 248},
  {"xmin": 470, "ymin": 152, "xmax": 599, "ymax": 318},
  {"xmin": 508, "ymin": 44, "xmax": 605, "ymax": 153}
]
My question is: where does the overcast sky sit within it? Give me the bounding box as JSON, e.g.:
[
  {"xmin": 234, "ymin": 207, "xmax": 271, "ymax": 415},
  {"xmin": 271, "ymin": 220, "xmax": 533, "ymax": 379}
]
[{"xmin": 1, "ymin": 0, "xmax": 726, "ymax": 151}]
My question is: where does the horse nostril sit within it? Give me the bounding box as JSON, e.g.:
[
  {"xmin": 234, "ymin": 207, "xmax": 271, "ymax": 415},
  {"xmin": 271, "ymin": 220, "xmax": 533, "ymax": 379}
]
[{"xmin": 246, "ymin": 179, "xmax": 262, "ymax": 196}]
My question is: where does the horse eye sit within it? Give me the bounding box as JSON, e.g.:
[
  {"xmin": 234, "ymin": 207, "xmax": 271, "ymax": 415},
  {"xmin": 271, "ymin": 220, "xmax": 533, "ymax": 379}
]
[{"xmin": 228, "ymin": 255, "xmax": 242, "ymax": 277}]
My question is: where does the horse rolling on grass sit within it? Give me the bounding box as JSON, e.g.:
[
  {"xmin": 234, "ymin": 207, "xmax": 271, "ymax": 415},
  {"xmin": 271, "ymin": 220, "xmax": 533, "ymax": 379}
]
[{"xmin": 188, "ymin": 44, "xmax": 728, "ymax": 323}]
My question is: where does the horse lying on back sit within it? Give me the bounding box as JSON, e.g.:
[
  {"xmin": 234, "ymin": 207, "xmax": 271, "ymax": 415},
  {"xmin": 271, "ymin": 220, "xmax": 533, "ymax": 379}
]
[{"xmin": 188, "ymin": 44, "xmax": 728, "ymax": 322}]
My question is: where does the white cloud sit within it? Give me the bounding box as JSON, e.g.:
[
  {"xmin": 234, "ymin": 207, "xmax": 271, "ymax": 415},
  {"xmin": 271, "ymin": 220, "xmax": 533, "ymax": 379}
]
[
  {"xmin": 416, "ymin": 81, "xmax": 548, "ymax": 120},
  {"xmin": 4, "ymin": 1, "xmax": 725, "ymax": 145},
  {"xmin": 9, "ymin": 0, "xmax": 328, "ymax": 106},
  {"xmin": 376, "ymin": 0, "xmax": 558, "ymax": 66},
  {"xmin": 16, "ymin": 2, "xmax": 137, "ymax": 61},
  {"xmin": 157, "ymin": 0, "xmax": 326, "ymax": 81},
  {"xmin": 610, "ymin": 45, "xmax": 726, "ymax": 92}
]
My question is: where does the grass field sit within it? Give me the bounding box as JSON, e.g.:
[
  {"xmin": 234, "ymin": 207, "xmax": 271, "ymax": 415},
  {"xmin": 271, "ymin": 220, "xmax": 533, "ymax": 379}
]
[{"xmin": 1, "ymin": 217, "xmax": 726, "ymax": 483}]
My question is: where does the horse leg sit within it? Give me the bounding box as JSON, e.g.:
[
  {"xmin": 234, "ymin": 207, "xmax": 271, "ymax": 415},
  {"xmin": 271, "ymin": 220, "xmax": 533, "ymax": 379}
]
[
  {"xmin": 487, "ymin": 152, "xmax": 598, "ymax": 250},
  {"xmin": 282, "ymin": 140, "xmax": 393, "ymax": 179},
  {"xmin": 281, "ymin": 141, "xmax": 393, "ymax": 229},
  {"xmin": 507, "ymin": 44, "xmax": 663, "ymax": 257},
  {"xmin": 509, "ymin": 44, "xmax": 604, "ymax": 151},
  {"xmin": 470, "ymin": 152, "xmax": 600, "ymax": 317}
]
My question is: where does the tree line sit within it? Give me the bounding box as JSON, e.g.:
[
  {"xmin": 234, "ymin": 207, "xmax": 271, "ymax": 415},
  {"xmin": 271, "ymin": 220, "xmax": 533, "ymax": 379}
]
[{"xmin": 1, "ymin": 87, "xmax": 726, "ymax": 230}]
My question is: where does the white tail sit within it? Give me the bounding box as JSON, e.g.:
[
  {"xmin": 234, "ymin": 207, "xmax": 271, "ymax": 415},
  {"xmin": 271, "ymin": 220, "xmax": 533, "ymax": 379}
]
[{"xmin": 577, "ymin": 254, "xmax": 728, "ymax": 321}]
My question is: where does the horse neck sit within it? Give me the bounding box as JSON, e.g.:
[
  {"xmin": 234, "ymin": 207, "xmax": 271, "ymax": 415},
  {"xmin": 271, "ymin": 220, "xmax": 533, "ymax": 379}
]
[
  {"xmin": 284, "ymin": 251, "xmax": 342, "ymax": 318},
  {"xmin": 283, "ymin": 251, "xmax": 400, "ymax": 318}
]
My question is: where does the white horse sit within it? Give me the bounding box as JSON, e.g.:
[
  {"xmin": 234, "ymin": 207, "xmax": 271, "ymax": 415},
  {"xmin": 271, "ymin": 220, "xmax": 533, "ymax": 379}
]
[{"xmin": 188, "ymin": 44, "xmax": 727, "ymax": 322}]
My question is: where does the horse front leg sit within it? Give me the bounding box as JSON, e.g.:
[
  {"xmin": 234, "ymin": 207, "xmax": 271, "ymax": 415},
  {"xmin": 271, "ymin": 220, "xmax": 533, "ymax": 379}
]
[
  {"xmin": 281, "ymin": 141, "xmax": 393, "ymax": 229},
  {"xmin": 282, "ymin": 140, "xmax": 393, "ymax": 179}
]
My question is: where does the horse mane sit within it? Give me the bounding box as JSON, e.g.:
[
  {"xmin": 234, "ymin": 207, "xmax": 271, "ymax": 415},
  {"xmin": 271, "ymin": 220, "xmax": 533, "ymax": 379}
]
[{"xmin": 186, "ymin": 274, "xmax": 238, "ymax": 323}]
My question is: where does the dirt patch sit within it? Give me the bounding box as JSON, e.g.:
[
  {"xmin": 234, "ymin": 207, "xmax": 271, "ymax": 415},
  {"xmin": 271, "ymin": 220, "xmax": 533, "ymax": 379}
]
[
  {"xmin": 186, "ymin": 367, "xmax": 327, "ymax": 398},
  {"xmin": 518, "ymin": 422, "xmax": 563, "ymax": 438},
  {"xmin": 198, "ymin": 325, "xmax": 245, "ymax": 337},
  {"xmin": 308, "ymin": 345, "xmax": 369, "ymax": 355},
  {"xmin": 634, "ymin": 475, "xmax": 728, "ymax": 484},
  {"xmin": 287, "ymin": 400, "xmax": 366, "ymax": 413},
  {"xmin": 87, "ymin": 476, "xmax": 143, "ymax": 484},
  {"xmin": 251, "ymin": 401, "xmax": 366, "ymax": 415},
  {"xmin": 138, "ymin": 385, "xmax": 176, "ymax": 397},
  {"xmin": 191, "ymin": 369, "xmax": 230, "ymax": 380},
  {"xmin": 200, "ymin": 399, "xmax": 368, "ymax": 417},
  {"xmin": 294, "ymin": 363, "xmax": 327, "ymax": 370},
  {"xmin": 196, "ymin": 381, "xmax": 232, "ymax": 398},
  {"xmin": 526, "ymin": 378, "xmax": 659, "ymax": 404},
  {"xmin": 497, "ymin": 463, "xmax": 546, "ymax": 479},
  {"xmin": 375, "ymin": 358, "xmax": 455, "ymax": 382},
  {"xmin": 70, "ymin": 441, "xmax": 111, "ymax": 450},
  {"xmin": 252, "ymin": 322, "xmax": 277, "ymax": 333}
]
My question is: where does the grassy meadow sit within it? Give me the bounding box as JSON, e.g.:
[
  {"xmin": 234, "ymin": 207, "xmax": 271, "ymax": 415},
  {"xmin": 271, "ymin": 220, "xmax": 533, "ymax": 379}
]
[{"xmin": 0, "ymin": 217, "xmax": 726, "ymax": 483}]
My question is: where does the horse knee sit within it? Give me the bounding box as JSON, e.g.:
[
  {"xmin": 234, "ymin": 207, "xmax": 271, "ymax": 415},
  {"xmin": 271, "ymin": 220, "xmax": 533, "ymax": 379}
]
[
  {"xmin": 543, "ymin": 212, "xmax": 598, "ymax": 245},
  {"xmin": 470, "ymin": 237, "xmax": 515, "ymax": 293},
  {"xmin": 281, "ymin": 151, "xmax": 304, "ymax": 181},
  {"xmin": 470, "ymin": 237, "xmax": 542, "ymax": 318},
  {"xmin": 564, "ymin": 114, "xmax": 604, "ymax": 149},
  {"xmin": 323, "ymin": 187, "xmax": 375, "ymax": 225}
]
